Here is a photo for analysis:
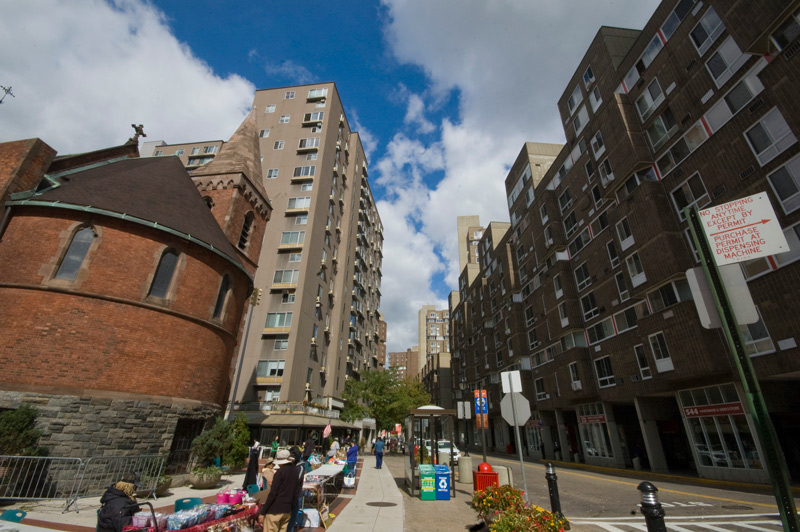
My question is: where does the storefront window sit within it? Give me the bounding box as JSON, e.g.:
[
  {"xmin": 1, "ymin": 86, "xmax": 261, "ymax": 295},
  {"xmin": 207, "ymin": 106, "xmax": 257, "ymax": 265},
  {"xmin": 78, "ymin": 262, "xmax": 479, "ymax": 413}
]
[
  {"xmin": 577, "ymin": 403, "xmax": 613, "ymax": 458},
  {"xmin": 680, "ymin": 383, "xmax": 761, "ymax": 470}
]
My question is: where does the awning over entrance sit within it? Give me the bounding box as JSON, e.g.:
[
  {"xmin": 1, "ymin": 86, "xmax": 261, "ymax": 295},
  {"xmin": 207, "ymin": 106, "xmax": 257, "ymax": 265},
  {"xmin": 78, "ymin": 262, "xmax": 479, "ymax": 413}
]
[{"xmin": 242, "ymin": 412, "xmax": 358, "ymax": 430}]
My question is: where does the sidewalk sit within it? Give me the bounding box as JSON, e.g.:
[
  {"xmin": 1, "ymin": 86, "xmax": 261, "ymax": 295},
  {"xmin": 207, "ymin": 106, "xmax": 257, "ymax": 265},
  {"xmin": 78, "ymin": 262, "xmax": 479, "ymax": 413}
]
[{"xmin": 327, "ymin": 458, "xmax": 403, "ymax": 532}]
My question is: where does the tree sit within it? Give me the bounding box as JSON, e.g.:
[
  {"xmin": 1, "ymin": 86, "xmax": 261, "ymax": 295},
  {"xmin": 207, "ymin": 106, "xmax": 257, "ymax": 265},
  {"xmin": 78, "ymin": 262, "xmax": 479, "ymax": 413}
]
[
  {"xmin": 341, "ymin": 370, "xmax": 430, "ymax": 431},
  {"xmin": 190, "ymin": 414, "xmax": 251, "ymax": 469},
  {"xmin": 0, "ymin": 404, "xmax": 48, "ymax": 456}
]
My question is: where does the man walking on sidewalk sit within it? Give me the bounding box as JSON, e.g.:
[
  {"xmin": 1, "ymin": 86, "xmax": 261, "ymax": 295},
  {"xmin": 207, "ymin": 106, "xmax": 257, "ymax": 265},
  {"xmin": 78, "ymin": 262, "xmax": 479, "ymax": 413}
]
[{"xmin": 373, "ymin": 437, "xmax": 385, "ymax": 469}]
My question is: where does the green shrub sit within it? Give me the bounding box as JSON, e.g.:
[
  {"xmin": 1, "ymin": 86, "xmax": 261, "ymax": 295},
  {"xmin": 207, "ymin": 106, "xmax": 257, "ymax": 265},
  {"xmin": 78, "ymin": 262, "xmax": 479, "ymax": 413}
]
[{"xmin": 0, "ymin": 405, "xmax": 48, "ymax": 456}]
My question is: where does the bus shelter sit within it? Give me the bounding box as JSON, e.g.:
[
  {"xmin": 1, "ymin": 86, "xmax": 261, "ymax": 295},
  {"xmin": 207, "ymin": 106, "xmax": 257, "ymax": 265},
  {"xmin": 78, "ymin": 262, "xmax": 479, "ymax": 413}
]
[{"xmin": 404, "ymin": 405, "xmax": 457, "ymax": 498}]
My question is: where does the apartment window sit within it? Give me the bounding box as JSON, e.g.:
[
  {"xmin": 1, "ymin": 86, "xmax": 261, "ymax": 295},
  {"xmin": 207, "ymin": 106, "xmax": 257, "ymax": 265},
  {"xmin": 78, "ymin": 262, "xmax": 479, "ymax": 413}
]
[
  {"xmin": 540, "ymin": 204, "xmax": 549, "ymax": 224},
  {"xmin": 706, "ymin": 37, "xmax": 747, "ymax": 88},
  {"xmin": 768, "ymin": 154, "xmax": 800, "ymax": 214},
  {"xmin": 308, "ymin": 87, "xmax": 328, "ymax": 99},
  {"xmin": 289, "ymin": 253, "xmax": 302, "ymax": 264},
  {"xmin": 558, "ymin": 301, "xmax": 568, "ymax": 327},
  {"xmin": 626, "ymin": 252, "xmax": 646, "ymax": 287},
  {"xmin": 589, "ymin": 86, "xmax": 602, "ymax": 112},
  {"xmin": 615, "ymin": 301, "xmax": 648, "ymax": 333},
  {"xmin": 153, "ymin": 150, "xmax": 162, "ymax": 156},
  {"xmin": 258, "ymin": 360, "xmax": 285, "ymax": 377},
  {"xmin": 175, "ymin": 149, "xmax": 184, "ymax": 156},
  {"xmin": 740, "ymin": 308, "xmax": 775, "ymax": 357},
  {"xmin": 259, "ymin": 129, "xmax": 270, "ymax": 138},
  {"xmin": 615, "ymin": 272, "xmax": 630, "ymax": 302},
  {"xmin": 527, "ymin": 328, "xmax": 539, "ymax": 350},
  {"xmin": 191, "ymin": 147, "xmax": 200, "ymax": 155},
  {"xmin": 648, "ymin": 332, "xmax": 674, "ymax": 372},
  {"xmin": 585, "ymin": 160, "xmax": 595, "ymax": 181},
  {"xmin": 657, "ymin": 122, "xmax": 709, "ymax": 176},
  {"xmin": 274, "ymin": 338, "xmax": 289, "ymax": 350},
  {"xmin": 690, "ymin": 7, "xmax": 724, "ymax": 55},
  {"xmin": 203, "ymin": 145, "xmax": 217, "ymax": 154},
  {"xmin": 265, "ymin": 104, "xmax": 276, "ymax": 113},
  {"xmin": 299, "ymin": 137, "xmax": 321, "ymax": 149},
  {"xmin": 287, "ymin": 197, "xmax": 311, "ymax": 210},
  {"xmin": 661, "ymin": 0, "xmax": 697, "ymax": 40},
  {"xmin": 607, "ymin": 240, "xmax": 620, "ymax": 268},
  {"xmin": 279, "ymin": 115, "xmax": 290, "ymax": 124},
  {"xmin": 212, "ymin": 274, "xmax": 231, "ymax": 320},
  {"xmin": 293, "ymin": 165, "xmax": 316, "ymax": 177},
  {"xmin": 581, "ymin": 292, "xmax": 599, "ymax": 320},
  {"xmin": 583, "ymin": 66, "xmax": 595, "ymax": 87},
  {"xmin": 554, "ymin": 274, "xmax": 563, "ymax": 299},
  {"xmin": 148, "ymin": 248, "xmax": 179, "ymax": 299},
  {"xmin": 598, "ymin": 159, "xmax": 614, "ymax": 186},
  {"xmin": 592, "ymin": 185, "xmax": 602, "ymax": 206},
  {"xmin": 587, "ymin": 317, "xmax": 615, "ymax": 344},
  {"xmin": 616, "ymin": 218, "xmax": 634, "ymax": 250},
  {"xmin": 616, "ymin": 167, "xmax": 658, "ymax": 203},
  {"xmin": 573, "ymin": 105, "xmax": 589, "ymax": 136},
  {"xmin": 525, "ymin": 187, "xmax": 534, "ymax": 207},
  {"xmin": 745, "ymin": 108, "xmax": 797, "ymax": 167},
  {"xmin": 273, "ymin": 270, "xmax": 299, "ymax": 285},
  {"xmin": 266, "ymin": 312, "xmax": 293, "ymax": 328},
  {"xmin": 634, "ymin": 345, "xmax": 652, "ymax": 380},
  {"xmin": 672, "ymin": 173, "xmax": 711, "ymax": 220},
  {"xmin": 574, "ymin": 263, "xmax": 591, "ymax": 291},
  {"xmin": 303, "ymin": 111, "xmax": 325, "ymax": 122},
  {"xmin": 307, "ymin": 153, "xmax": 318, "ymax": 161},
  {"xmin": 558, "ymin": 189, "xmax": 573, "ymax": 214},
  {"xmin": 544, "ymin": 225, "xmax": 554, "ymax": 247},
  {"xmin": 594, "ymin": 356, "xmax": 615, "ymax": 388},
  {"xmin": 295, "ymin": 215, "xmax": 308, "ymax": 225},
  {"xmin": 647, "ymin": 108, "xmax": 677, "ymax": 151},
  {"xmin": 562, "ymin": 211, "xmax": 578, "ymax": 238},
  {"xmin": 280, "ymin": 231, "xmax": 305, "ymax": 245},
  {"xmin": 591, "ymin": 131, "xmax": 605, "ymax": 158},
  {"xmin": 770, "ymin": 8, "xmax": 800, "ymax": 50},
  {"xmin": 569, "ymin": 362, "xmax": 581, "ymax": 390},
  {"xmin": 285, "ymin": 91, "xmax": 295, "ymax": 99},
  {"xmin": 266, "ymin": 168, "xmax": 278, "ymax": 179},
  {"xmin": 534, "ymin": 378, "xmax": 546, "ymax": 401},
  {"xmin": 636, "ymin": 79, "xmax": 664, "ymax": 121},
  {"xmin": 55, "ymin": 226, "xmax": 95, "ymax": 281},
  {"xmin": 568, "ymin": 228, "xmax": 591, "ymax": 257},
  {"xmin": 567, "ymin": 85, "xmax": 582, "ymax": 114},
  {"xmin": 272, "ymin": 140, "xmax": 284, "ymax": 150}
]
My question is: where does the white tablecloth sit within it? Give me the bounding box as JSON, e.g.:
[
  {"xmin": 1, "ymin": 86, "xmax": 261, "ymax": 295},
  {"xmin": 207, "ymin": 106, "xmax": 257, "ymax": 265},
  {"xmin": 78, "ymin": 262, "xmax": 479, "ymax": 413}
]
[{"xmin": 308, "ymin": 463, "xmax": 345, "ymax": 477}]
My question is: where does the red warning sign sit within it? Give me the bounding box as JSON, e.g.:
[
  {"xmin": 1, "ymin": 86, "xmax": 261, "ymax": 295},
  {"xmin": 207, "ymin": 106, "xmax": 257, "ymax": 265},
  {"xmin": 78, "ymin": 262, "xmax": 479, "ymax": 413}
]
[{"xmin": 698, "ymin": 192, "xmax": 789, "ymax": 266}]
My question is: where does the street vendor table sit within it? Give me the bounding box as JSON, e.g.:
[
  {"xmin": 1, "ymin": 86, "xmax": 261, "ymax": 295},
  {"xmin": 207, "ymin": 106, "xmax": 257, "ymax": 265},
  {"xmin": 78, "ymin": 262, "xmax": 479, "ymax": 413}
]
[
  {"xmin": 303, "ymin": 463, "xmax": 345, "ymax": 510},
  {"xmin": 122, "ymin": 504, "xmax": 258, "ymax": 532}
]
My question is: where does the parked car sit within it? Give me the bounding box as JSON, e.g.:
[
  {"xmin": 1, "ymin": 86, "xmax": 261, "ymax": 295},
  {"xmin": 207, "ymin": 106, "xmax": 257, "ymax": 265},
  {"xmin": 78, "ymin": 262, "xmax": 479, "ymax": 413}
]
[{"xmin": 423, "ymin": 439, "xmax": 461, "ymax": 463}]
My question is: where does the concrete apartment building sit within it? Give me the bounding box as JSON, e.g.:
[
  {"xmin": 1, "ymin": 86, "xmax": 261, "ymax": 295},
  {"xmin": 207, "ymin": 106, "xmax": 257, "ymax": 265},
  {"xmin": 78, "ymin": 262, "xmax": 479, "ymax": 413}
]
[
  {"xmin": 417, "ymin": 305, "xmax": 453, "ymax": 407},
  {"xmin": 387, "ymin": 348, "xmax": 419, "ymax": 381},
  {"xmin": 452, "ymin": 1, "xmax": 800, "ymax": 483},
  {"xmin": 152, "ymin": 84, "xmax": 384, "ymax": 433}
]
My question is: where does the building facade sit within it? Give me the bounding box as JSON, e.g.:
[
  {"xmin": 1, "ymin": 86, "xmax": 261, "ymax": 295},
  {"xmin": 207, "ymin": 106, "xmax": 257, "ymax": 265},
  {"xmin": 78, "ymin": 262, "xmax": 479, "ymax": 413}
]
[
  {"xmin": 151, "ymin": 84, "xmax": 384, "ymax": 437},
  {"xmin": 0, "ymin": 113, "xmax": 270, "ymax": 462},
  {"xmin": 387, "ymin": 348, "xmax": 419, "ymax": 381},
  {"xmin": 452, "ymin": 0, "xmax": 800, "ymax": 483}
]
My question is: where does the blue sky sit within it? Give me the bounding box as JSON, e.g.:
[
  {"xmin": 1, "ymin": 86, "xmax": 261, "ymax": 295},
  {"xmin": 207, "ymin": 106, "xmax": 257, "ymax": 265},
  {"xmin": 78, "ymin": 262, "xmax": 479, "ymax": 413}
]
[{"xmin": 0, "ymin": 0, "xmax": 660, "ymax": 353}]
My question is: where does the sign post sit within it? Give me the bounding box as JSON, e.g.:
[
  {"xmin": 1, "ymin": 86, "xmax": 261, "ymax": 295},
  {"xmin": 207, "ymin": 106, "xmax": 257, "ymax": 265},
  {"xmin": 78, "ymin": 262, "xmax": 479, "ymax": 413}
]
[
  {"xmin": 686, "ymin": 196, "xmax": 797, "ymax": 531},
  {"xmin": 501, "ymin": 370, "xmax": 530, "ymax": 503}
]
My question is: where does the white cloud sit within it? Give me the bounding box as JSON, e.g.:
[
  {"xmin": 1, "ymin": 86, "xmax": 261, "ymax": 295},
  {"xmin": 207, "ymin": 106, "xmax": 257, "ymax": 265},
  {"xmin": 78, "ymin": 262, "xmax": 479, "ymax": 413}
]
[
  {"xmin": 262, "ymin": 60, "xmax": 315, "ymax": 85},
  {"xmin": 376, "ymin": 0, "xmax": 660, "ymax": 352},
  {"xmin": 0, "ymin": 0, "xmax": 254, "ymax": 154}
]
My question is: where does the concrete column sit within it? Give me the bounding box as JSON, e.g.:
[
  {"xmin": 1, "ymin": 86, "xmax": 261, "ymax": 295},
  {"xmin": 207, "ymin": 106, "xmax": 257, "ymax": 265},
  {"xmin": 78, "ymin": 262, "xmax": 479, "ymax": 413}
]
[
  {"xmin": 635, "ymin": 396, "xmax": 669, "ymax": 473},
  {"xmin": 603, "ymin": 404, "xmax": 626, "ymax": 468},
  {"xmin": 540, "ymin": 410, "xmax": 556, "ymax": 460}
]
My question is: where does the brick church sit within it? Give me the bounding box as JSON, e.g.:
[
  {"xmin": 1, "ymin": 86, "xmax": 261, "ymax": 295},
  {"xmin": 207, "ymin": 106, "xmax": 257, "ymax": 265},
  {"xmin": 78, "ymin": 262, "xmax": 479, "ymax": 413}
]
[{"xmin": 0, "ymin": 110, "xmax": 270, "ymax": 462}]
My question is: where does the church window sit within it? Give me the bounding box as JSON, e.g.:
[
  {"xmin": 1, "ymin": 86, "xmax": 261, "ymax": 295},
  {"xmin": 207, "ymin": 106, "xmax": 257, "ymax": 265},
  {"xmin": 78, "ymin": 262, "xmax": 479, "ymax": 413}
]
[
  {"xmin": 148, "ymin": 248, "xmax": 179, "ymax": 299},
  {"xmin": 238, "ymin": 212, "xmax": 255, "ymax": 250},
  {"xmin": 55, "ymin": 226, "xmax": 95, "ymax": 281},
  {"xmin": 212, "ymin": 274, "xmax": 231, "ymax": 319}
]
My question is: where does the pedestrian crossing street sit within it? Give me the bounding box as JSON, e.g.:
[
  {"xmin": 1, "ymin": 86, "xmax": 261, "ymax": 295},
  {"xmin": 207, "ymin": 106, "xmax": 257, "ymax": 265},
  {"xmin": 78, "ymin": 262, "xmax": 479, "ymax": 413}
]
[{"xmin": 569, "ymin": 515, "xmax": 784, "ymax": 531}]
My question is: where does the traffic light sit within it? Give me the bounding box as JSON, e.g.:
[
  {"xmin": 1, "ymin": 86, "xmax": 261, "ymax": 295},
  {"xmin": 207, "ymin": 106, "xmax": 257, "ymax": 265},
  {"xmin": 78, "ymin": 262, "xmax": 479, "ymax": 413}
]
[{"xmin": 250, "ymin": 288, "xmax": 262, "ymax": 306}]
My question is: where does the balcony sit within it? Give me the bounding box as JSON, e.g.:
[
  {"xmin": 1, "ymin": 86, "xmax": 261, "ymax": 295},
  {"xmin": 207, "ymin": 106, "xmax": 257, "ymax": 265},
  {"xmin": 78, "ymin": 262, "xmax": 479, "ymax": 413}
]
[
  {"xmin": 263, "ymin": 325, "xmax": 291, "ymax": 336},
  {"xmin": 231, "ymin": 401, "xmax": 340, "ymax": 418}
]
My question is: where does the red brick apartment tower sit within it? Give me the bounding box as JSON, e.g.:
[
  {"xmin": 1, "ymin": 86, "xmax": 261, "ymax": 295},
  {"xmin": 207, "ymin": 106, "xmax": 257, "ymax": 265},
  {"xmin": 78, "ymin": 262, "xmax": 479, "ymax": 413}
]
[{"xmin": 0, "ymin": 111, "xmax": 271, "ymax": 461}]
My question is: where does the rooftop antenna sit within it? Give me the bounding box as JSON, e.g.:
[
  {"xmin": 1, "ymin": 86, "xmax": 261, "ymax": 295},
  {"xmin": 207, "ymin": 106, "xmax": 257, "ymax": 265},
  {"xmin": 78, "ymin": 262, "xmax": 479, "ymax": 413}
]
[{"xmin": 0, "ymin": 85, "xmax": 14, "ymax": 105}]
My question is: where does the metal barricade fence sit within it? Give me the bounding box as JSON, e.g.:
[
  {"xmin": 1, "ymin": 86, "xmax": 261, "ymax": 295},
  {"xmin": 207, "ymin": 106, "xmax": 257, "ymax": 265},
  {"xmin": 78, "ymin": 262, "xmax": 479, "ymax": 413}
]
[
  {"xmin": 65, "ymin": 454, "xmax": 166, "ymax": 512},
  {"xmin": 0, "ymin": 455, "xmax": 84, "ymax": 504}
]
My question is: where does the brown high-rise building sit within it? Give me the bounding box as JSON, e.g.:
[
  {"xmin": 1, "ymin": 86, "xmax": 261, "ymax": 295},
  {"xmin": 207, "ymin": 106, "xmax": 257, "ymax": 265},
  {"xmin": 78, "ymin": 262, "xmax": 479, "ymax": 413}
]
[
  {"xmin": 452, "ymin": 1, "xmax": 800, "ymax": 484},
  {"xmin": 387, "ymin": 348, "xmax": 419, "ymax": 381}
]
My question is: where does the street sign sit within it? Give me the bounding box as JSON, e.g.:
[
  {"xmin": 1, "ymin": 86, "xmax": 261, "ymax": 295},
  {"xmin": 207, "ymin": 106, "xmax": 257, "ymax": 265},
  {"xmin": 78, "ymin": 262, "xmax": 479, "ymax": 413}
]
[
  {"xmin": 500, "ymin": 392, "xmax": 531, "ymax": 426},
  {"xmin": 686, "ymin": 265, "xmax": 758, "ymax": 328},
  {"xmin": 474, "ymin": 390, "xmax": 488, "ymax": 429},
  {"xmin": 501, "ymin": 370, "xmax": 522, "ymax": 394},
  {"xmin": 457, "ymin": 400, "xmax": 472, "ymax": 419},
  {"xmin": 698, "ymin": 192, "xmax": 789, "ymax": 266}
]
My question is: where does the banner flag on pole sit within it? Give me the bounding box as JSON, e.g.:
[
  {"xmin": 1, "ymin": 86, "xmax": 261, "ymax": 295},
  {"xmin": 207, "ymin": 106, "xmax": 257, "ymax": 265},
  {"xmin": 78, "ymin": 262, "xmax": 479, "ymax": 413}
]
[{"xmin": 323, "ymin": 420, "xmax": 332, "ymax": 438}]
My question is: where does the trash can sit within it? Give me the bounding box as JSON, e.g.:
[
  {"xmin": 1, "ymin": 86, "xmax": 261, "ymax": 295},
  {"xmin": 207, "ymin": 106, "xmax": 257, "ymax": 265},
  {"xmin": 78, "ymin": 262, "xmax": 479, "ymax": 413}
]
[
  {"xmin": 434, "ymin": 465, "xmax": 451, "ymax": 500},
  {"xmin": 420, "ymin": 464, "xmax": 436, "ymax": 501},
  {"xmin": 473, "ymin": 463, "xmax": 499, "ymax": 494},
  {"xmin": 458, "ymin": 456, "xmax": 473, "ymax": 484}
]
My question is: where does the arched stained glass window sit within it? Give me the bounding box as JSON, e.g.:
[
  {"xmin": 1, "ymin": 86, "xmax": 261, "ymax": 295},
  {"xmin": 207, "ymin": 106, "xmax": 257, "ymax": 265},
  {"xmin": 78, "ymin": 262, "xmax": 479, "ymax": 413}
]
[
  {"xmin": 148, "ymin": 249, "xmax": 179, "ymax": 298},
  {"xmin": 55, "ymin": 226, "xmax": 95, "ymax": 280}
]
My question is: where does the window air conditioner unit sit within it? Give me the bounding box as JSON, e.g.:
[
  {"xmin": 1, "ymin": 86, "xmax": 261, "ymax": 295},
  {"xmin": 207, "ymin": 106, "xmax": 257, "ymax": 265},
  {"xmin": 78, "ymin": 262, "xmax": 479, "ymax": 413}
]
[{"xmin": 571, "ymin": 381, "xmax": 582, "ymax": 391}]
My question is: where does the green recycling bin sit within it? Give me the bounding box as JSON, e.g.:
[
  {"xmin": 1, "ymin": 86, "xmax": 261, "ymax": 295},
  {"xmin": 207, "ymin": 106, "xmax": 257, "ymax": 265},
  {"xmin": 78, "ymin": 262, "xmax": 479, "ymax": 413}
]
[{"xmin": 419, "ymin": 464, "xmax": 436, "ymax": 501}]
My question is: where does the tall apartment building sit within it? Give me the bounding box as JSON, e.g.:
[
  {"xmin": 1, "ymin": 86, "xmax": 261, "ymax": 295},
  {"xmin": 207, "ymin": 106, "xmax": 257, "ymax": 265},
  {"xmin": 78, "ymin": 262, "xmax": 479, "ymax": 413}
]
[
  {"xmin": 452, "ymin": 1, "xmax": 800, "ymax": 483},
  {"xmin": 417, "ymin": 305, "xmax": 451, "ymax": 371},
  {"xmin": 387, "ymin": 347, "xmax": 419, "ymax": 381},
  {"xmin": 153, "ymin": 83, "xmax": 384, "ymax": 418}
]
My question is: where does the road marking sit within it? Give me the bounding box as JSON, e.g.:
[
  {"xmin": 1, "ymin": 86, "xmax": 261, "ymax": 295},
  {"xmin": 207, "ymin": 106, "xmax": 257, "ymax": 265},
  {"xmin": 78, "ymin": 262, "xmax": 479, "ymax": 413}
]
[
  {"xmin": 568, "ymin": 517, "xmax": 783, "ymax": 531},
  {"xmin": 490, "ymin": 456, "xmax": 777, "ymax": 509}
]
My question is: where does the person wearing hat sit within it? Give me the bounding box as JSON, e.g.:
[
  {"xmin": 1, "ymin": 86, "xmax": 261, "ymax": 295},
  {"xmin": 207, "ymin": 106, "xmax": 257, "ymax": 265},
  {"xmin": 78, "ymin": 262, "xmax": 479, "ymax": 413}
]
[
  {"xmin": 260, "ymin": 457, "xmax": 276, "ymax": 490},
  {"xmin": 258, "ymin": 449, "xmax": 304, "ymax": 532},
  {"xmin": 97, "ymin": 473, "xmax": 141, "ymax": 532}
]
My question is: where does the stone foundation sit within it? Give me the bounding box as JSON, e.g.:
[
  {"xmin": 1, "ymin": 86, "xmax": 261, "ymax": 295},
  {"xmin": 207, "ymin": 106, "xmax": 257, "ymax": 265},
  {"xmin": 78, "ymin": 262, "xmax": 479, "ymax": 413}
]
[{"xmin": 0, "ymin": 391, "xmax": 221, "ymax": 459}]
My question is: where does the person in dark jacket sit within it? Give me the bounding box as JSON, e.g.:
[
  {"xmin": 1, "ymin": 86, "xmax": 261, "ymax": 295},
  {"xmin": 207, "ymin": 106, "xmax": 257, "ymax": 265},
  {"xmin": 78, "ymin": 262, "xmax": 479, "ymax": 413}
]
[
  {"xmin": 243, "ymin": 440, "xmax": 261, "ymax": 490},
  {"xmin": 373, "ymin": 437, "xmax": 386, "ymax": 469},
  {"xmin": 257, "ymin": 449, "xmax": 304, "ymax": 532},
  {"xmin": 97, "ymin": 473, "xmax": 140, "ymax": 532},
  {"xmin": 346, "ymin": 440, "xmax": 358, "ymax": 471}
]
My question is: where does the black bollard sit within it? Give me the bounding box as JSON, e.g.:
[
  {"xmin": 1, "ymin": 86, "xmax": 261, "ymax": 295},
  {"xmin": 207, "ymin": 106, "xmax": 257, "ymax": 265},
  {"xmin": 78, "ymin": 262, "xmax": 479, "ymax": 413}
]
[
  {"xmin": 545, "ymin": 463, "xmax": 563, "ymax": 517},
  {"xmin": 637, "ymin": 481, "xmax": 667, "ymax": 532}
]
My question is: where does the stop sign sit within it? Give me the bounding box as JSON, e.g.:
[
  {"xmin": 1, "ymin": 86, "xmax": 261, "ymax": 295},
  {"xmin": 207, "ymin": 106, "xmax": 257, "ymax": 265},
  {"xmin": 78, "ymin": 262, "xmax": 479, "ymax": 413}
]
[{"xmin": 500, "ymin": 392, "xmax": 531, "ymax": 426}]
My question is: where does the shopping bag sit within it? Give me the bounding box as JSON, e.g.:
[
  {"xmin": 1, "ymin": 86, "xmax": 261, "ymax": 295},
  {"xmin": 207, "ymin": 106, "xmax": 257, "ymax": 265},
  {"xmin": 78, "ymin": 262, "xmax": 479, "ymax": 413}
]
[{"xmin": 343, "ymin": 471, "xmax": 356, "ymax": 488}]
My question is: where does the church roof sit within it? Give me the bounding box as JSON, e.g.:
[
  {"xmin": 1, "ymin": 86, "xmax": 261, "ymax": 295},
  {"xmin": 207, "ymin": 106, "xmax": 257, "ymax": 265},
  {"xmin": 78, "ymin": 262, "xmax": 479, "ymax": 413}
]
[
  {"xmin": 191, "ymin": 107, "xmax": 268, "ymax": 202},
  {"xmin": 16, "ymin": 156, "xmax": 246, "ymax": 273}
]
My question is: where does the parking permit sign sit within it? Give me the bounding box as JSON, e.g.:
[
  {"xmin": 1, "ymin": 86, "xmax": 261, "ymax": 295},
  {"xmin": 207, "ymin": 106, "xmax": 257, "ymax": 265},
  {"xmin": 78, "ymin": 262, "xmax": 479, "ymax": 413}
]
[{"xmin": 698, "ymin": 192, "xmax": 789, "ymax": 266}]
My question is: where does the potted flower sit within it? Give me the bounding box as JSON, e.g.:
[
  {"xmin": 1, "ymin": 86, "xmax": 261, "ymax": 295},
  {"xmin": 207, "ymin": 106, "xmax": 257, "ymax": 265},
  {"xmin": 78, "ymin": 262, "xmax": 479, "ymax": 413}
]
[
  {"xmin": 470, "ymin": 484, "xmax": 524, "ymax": 524},
  {"xmin": 188, "ymin": 465, "xmax": 222, "ymax": 489},
  {"xmin": 136, "ymin": 473, "xmax": 173, "ymax": 497},
  {"xmin": 489, "ymin": 503, "xmax": 570, "ymax": 532}
]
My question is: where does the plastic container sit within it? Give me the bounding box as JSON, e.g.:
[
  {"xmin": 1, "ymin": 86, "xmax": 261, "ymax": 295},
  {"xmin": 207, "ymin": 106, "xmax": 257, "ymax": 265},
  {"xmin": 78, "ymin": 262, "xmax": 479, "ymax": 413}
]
[
  {"xmin": 434, "ymin": 465, "xmax": 450, "ymax": 500},
  {"xmin": 228, "ymin": 490, "xmax": 243, "ymax": 504},
  {"xmin": 419, "ymin": 464, "xmax": 436, "ymax": 501},
  {"xmin": 216, "ymin": 490, "xmax": 229, "ymax": 504}
]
